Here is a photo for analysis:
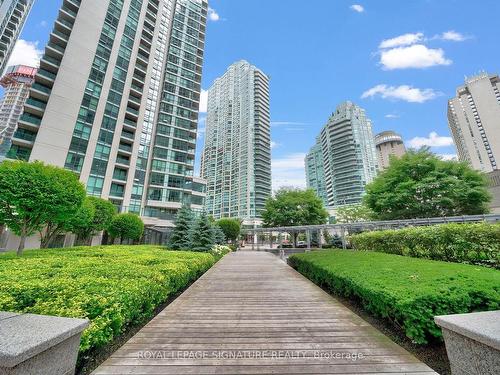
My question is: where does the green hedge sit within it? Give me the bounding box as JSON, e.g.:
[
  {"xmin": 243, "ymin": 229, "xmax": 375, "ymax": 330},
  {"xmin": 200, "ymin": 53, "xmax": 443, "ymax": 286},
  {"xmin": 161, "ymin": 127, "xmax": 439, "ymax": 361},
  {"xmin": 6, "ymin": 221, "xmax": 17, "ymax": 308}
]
[
  {"xmin": 0, "ymin": 245, "xmax": 215, "ymax": 354},
  {"xmin": 289, "ymin": 250, "xmax": 500, "ymax": 344},
  {"xmin": 350, "ymin": 223, "xmax": 500, "ymax": 268}
]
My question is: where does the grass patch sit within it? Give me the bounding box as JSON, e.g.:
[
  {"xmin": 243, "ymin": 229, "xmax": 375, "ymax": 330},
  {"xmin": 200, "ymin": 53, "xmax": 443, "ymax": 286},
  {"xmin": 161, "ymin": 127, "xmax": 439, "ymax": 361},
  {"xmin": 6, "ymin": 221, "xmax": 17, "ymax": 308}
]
[
  {"xmin": 289, "ymin": 250, "xmax": 500, "ymax": 344},
  {"xmin": 0, "ymin": 245, "xmax": 215, "ymax": 355}
]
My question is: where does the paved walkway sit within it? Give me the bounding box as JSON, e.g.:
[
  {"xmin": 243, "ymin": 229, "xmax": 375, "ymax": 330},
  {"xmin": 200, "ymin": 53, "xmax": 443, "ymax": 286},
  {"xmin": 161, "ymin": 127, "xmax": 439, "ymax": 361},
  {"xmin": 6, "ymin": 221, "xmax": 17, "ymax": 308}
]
[{"xmin": 93, "ymin": 252, "xmax": 438, "ymax": 374}]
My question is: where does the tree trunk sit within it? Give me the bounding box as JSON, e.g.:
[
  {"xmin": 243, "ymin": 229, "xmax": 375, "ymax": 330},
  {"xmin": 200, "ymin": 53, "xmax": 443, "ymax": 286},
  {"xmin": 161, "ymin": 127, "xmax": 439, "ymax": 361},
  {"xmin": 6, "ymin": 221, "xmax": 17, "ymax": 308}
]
[
  {"xmin": 293, "ymin": 232, "xmax": 298, "ymax": 248},
  {"xmin": 101, "ymin": 231, "xmax": 109, "ymax": 245},
  {"xmin": 0, "ymin": 225, "xmax": 5, "ymax": 249},
  {"xmin": 17, "ymin": 232, "xmax": 26, "ymax": 256},
  {"xmin": 40, "ymin": 224, "xmax": 61, "ymax": 249}
]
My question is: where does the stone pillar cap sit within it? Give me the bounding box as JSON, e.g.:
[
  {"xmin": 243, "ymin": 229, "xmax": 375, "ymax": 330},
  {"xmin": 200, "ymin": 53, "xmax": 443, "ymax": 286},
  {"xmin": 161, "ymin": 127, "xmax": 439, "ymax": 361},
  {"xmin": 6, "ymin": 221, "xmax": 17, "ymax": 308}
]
[
  {"xmin": 435, "ymin": 310, "xmax": 500, "ymax": 351},
  {"xmin": 0, "ymin": 312, "xmax": 89, "ymax": 368}
]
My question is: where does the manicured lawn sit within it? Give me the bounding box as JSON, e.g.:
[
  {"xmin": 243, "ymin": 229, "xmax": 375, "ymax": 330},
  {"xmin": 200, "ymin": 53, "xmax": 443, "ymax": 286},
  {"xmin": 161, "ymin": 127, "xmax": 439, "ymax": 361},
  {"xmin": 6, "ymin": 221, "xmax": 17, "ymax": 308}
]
[
  {"xmin": 0, "ymin": 245, "xmax": 215, "ymax": 354},
  {"xmin": 350, "ymin": 223, "xmax": 500, "ymax": 268},
  {"xmin": 289, "ymin": 250, "xmax": 500, "ymax": 344}
]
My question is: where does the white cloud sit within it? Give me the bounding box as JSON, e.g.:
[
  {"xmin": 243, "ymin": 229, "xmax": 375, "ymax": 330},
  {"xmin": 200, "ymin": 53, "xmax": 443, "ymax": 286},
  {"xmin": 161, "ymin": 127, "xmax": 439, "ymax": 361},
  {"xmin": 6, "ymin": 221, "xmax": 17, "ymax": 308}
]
[
  {"xmin": 438, "ymin": 31, "xmax": 468, "ymax": 42},
  {"xmin": 199, "ymin": 89, "xmax": 208, "ymax": 113},
  {"xmin": 272, "ymin": 153, "xmax": 307, "ymax": 191},
  {"xmin": 379, "ymin": 32, "xmax": 424, "ymax": 49},
  {"xmin": 438, "ymin": 154, "xmax": 458, "ymax": 161},
  {"xmin": 7, "ymin": 39, "xmax": 43, "ymax": 68},
  {"xmin": 350, "ymin": 4, "xmax": 364, "ymax": 13},
  {"xmin": 408, "ymin": 132, "xmax": 454, "ymax": 148},
  {"xmin": 362, "ymin": 84, "xmax": 440, "ymax": 103},
  {"xmin": 380, "ymin": 44, "xmax": 452, "ymax": 70},
  {"xmin": 39, "ymin": 20, "xmax": 48, "ymax": 28},
  {"xmin": 270, "ymin": 141, "xmax": 281, "ymax": 149},
  {"xmin": 385, "ymin": 114, "xmax": 400, "ymax": 119},
  {"xmin": 197, "ymin": 116, "xmax": 206, "ymax": 139},
  {"xmin": 208, "ymin": 7, "xmax": 220, "ymax": 21}
]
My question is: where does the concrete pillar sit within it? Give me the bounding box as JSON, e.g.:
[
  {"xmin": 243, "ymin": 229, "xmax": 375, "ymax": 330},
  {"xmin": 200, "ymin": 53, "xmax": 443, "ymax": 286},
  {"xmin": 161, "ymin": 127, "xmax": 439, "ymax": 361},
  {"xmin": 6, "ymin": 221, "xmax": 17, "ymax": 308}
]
[
  {"xmin": 306, "ymin": 230, "xmax": 311, "ymax": 251},
  {"xmin": 341, "ymin": 226, "xmax": 347, "ymax": 250}
]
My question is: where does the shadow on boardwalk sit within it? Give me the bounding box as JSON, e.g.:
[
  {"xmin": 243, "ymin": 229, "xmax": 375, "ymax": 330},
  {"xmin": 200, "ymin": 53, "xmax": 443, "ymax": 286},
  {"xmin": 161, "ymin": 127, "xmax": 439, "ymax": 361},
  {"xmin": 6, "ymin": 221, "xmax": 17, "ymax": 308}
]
[{"xmin": 92, "ymin": 251, "xmax": 438, "ymax": 375}]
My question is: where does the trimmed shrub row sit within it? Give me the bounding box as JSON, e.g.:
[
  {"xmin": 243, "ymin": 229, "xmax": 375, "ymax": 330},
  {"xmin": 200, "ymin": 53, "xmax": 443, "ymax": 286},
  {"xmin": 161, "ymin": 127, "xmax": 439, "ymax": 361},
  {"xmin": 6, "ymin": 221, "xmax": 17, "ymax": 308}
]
[
  {"xmin": 350, "ymin": 223, "xmax": 500, "ymax": 268},
  {"xmin": 0, "ymin": 245, "xmax": 215, "ymax": 354},
  {"xmin": 289, "ymin": 250, "xmax": 500, "ymax": 344}
]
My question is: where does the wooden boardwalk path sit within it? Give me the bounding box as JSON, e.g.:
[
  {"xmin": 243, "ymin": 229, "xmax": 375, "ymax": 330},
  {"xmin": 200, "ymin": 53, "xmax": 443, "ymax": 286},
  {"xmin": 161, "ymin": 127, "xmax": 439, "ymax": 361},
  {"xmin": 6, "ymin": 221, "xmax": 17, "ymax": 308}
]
[{"xmin": 93, "ymin": 251, "xmax": 438, "ymax": 374}]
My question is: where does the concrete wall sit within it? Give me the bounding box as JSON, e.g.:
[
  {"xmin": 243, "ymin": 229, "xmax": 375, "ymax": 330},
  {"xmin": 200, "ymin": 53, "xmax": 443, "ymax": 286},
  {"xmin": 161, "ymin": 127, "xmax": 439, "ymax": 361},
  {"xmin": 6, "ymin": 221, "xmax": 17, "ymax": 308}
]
[
  {"xmin": 0, "ymin": 229, "xmax": 103, "ymax": 252},
  {"xmin": 489, "ymin": 170, "xmax": 500, "ymax": 214}
]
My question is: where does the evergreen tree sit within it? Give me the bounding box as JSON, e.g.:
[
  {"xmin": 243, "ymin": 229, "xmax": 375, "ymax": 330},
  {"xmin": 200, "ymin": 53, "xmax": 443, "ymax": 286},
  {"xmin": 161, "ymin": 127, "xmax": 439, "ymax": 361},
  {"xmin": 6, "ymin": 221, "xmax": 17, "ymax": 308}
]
[
  {"xmin": 189, "ymin": 211, "xmax": 215, "ymax": 252},
  {"xmin": 213, "ymin": 225, "xmax": 226, "ymax": 245},
  {"xmin": 168, "ymin": 205, "xmax": 194, "ymax": 250}
]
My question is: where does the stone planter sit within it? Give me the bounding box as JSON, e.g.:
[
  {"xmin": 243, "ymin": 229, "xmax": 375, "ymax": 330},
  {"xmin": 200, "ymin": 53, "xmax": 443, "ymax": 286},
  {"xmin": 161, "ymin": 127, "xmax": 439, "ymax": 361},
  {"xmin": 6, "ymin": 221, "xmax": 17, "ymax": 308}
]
[
  {"xmin": 435, "ymin": 310, "xmax": 500, "ymax": 375},
  {"xmin": 0, "ymin": 312, "xmax": 89, "ymax": 375}
]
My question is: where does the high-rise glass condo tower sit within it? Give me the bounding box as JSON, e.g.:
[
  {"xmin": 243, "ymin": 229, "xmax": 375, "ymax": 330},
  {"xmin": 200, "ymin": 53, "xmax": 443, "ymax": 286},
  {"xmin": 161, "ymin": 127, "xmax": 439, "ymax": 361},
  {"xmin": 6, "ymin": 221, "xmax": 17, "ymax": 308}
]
[
  {"xmin": 305, "ymin": 137, "xmax": 328, "ymax": 206},
  {"xmin": 374, "ymin": 130, "xmax": 406, "ymax": 170},
  {"xmin": 0, "ymin": 65, "xmax": 36, "ymax": 161},
  {"xmin": 0, "ymin": 0, "xmax": 34, "ymax": 74},
  {"xmin": 448, "ymin": 72, "xmax": 500, "ymax": 172},
  {"xmin": 319, "ymin": 101, "xmax": 378, "ymax": 206},
  {"xmin": 7, "ymin": 0, "xmax": 208, "ymax": 227},
  {"xmin": 201, "ymin": 60, "xmax": 272, "ymax": 223}
]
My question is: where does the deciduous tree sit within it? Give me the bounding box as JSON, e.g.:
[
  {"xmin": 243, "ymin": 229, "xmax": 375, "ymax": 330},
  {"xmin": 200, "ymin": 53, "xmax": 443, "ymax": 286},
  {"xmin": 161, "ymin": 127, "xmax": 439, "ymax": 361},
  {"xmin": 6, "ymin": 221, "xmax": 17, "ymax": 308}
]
[
  {"xmin": 365, "ymin": 148, "xmax": 491, "ymax": 220},
  {"xmin": 108, "ymin": 213, "xmax": 144, "ymax": 244},
  {"xmin": 335, "ymin": 204, "xmax": 374, "ymax": 223},
  {"xmin": 0, "ymin": 161, "xmax": 86, "ymax": 255},
  {"xmin": 262, "ymin": 189, "xmax": 328, "ymax": 246},
  {"xmin": 216, "ymin": 218, "xmax": 241, "ymax": 243},
  {"xmin": 66, "ymin": 197, "xmax": 116, "ymax": 245}
]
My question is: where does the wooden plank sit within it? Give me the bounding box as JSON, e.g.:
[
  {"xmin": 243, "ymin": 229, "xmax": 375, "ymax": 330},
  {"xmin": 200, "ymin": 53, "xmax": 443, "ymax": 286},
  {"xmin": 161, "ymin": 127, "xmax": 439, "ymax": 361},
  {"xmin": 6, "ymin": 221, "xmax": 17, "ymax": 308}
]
[{"xmin": 92, "ymin": 252, "xmax": 438, "ymax": 375}]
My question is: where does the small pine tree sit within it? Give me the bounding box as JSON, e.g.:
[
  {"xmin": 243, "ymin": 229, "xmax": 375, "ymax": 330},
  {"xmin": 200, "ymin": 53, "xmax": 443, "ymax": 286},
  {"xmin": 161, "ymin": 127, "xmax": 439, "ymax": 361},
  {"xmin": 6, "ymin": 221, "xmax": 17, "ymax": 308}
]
[
  {"xmin": 189, "ymin": 211, "xmax": 215, "ymax": 252},
  {"xmin": 213, "ymin": 225, "xmax": 226, "ymax": 245},
  {"xmin": 168, "ymin": 206, "xmax": 194, "ymax": 250}
]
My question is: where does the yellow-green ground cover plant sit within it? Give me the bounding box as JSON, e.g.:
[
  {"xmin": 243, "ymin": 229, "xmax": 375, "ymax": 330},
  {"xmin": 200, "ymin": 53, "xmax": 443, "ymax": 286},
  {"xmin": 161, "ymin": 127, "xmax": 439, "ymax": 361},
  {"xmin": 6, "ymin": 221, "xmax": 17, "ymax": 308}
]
[
  {"xmin": 0, "ymin": 245, "xmax": 215, "ymax": 354},
  {"xmin": 350, "ymin": 223, "xmax": 500, "ymax": 268},
  {"xmin": 289, "ymin": 250, "xmax": 500, "ymax": 344}
]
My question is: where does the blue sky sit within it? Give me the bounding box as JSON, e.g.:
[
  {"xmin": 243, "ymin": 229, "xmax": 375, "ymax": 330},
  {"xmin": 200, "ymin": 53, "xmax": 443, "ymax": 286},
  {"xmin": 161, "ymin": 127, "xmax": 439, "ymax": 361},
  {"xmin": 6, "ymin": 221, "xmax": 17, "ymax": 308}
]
[{"xmin": 8, "ymin": 0, "xmax": 500, "ymax": 190}]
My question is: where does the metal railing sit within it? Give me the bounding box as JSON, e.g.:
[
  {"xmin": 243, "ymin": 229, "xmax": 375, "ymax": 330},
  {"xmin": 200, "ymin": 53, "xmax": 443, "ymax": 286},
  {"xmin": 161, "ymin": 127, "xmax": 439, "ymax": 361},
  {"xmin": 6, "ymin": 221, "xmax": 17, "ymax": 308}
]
[
  {"xmin": 243, "ymin": 214, "xmax": 500, "ymax": 253},
  {"xmin": 246, "ymin": 214, "xmax": 500, "ymax": 234}
]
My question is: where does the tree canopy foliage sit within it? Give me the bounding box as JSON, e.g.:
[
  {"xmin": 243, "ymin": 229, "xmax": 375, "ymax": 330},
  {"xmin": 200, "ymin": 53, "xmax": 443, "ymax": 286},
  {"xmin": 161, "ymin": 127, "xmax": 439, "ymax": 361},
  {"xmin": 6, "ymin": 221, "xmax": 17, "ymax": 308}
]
[
  {"xmin": 0, "ymin": 161, "xmax": 86, "ymax": 254},
  {"xmin": 262, "ymin": 188, "xmax": 329, "ymax": 227},
  {"xmin": 168, "ymin": 205, "xmax": 194, "ymax": 250},
  {"xmin": 66, "ymin": 197, "xmax": 116, "ymax": 244},
  {"xmin": 189, "ymin": 211, "xmax": 215, "ymax": 252},
  {"xmin": 108, "ymin": 213, "xmax": 144, "ymax": 243},
  {"xmin": 216, "ymin": 218, "xmax": 241, "ymax": 242},
  {"xmin": 335, "ymin": 204, "xmax": 374, "ymax": 223},
  {"xmin": 365, "ymin": 149, "xmax": 491, "ymax": 220}
]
